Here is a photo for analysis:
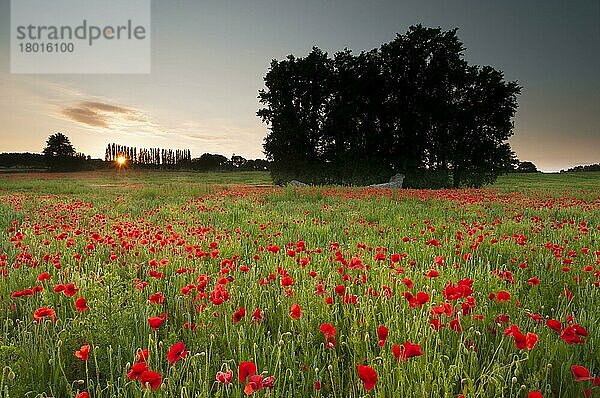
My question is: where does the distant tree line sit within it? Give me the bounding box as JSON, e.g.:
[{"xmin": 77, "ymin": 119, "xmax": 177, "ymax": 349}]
[
  {"xmin": 258, "ymin": 25, "xmax": 521, "ymax": 187},
  {"xmin": 190, "ymin": 153, "xmax": 270, "ymax": 171},
  {"xmin": 103, "ymin": 143, "xmax": 269, "ymax": 171},
  {"xmin": 561, "ymin": 163, "xmax": 600, "ymax": 173},
  {"xmin": 0, "ymin": 133, "xmax": 270, "ymax": 173},
  {"xmin": 0, "ymin": 153, "xmax": 46, "ymax": 169}
]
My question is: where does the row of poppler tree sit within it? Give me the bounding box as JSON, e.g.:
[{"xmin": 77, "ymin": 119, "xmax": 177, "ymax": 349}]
[
  {"xmin": 104, "ymin": 143, "xmax": 270, "ymax": 171},
  {"xmin": 104, "ymin": 143, "xmax": 192, "ymax": 168}
]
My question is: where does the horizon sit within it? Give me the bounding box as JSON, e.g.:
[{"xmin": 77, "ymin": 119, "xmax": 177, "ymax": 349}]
[{"xmin": 1, "ymin": 1, "xmax": 599, "ymax": 172}]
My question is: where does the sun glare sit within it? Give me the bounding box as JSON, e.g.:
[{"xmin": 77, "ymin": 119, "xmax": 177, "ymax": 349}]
[{"xmin": 116, "ymin": 156, "xmax": 126, "ymax": 166}]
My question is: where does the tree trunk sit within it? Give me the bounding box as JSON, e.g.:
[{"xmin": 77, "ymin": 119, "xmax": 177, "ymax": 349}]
[{"xmin": 453, "ymin": 165, "xmax": 461, "ymax": 188}]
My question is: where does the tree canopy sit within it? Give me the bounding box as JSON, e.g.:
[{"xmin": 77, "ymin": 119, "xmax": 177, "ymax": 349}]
[
  {"xmin": 516, "ymin": 161, "xmax": 540, "ymax": 173},
  {"xmin": 43, "ymin": 132, "xmax": 78, "ymax": 171},
  {"xmin": 43, "ymin": 132, "xmax": 75, "ymax": 158},
  {"xmin": 258, "ymin": 25, "xmax": 521, "ymax": 187}
]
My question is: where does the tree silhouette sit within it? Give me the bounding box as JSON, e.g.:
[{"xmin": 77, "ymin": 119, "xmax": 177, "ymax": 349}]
[
  {"xmin": 191, "ymin": 153, "xmax": 228, "ymax": 171},
  {"xmin": 43, "ymin": 132, "xmax": 77, "ymax": 171},
  {"xmin": 258, "ymin": 25, "xmax": 521, "ymax": 187},
  {"xmin": 517, "ymin": 161, "xmax": 539, "ymax": 173},
  {"xmin": 43, "ymin": 133, "xmax": 75, "ymax": 158}
]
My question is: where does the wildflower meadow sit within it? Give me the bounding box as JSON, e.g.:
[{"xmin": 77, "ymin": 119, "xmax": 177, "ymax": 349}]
[{"xmin": 0, "ymin": 171, "xmax": 598, "ymax": 397}]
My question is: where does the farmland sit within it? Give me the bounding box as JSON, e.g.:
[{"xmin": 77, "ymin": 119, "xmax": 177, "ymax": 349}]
[{"xmin": 0, "ymin": 171, "xmax": 598, "ymax": 397}]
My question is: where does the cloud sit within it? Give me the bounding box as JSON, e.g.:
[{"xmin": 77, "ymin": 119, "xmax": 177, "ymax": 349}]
[
  {"xmin": 81, "ymin": 101, "xmax": 131, "ymax": 114},
  {"xmin": 59, "ymin": 100, "xmax": 225, "ymax": 144},
  {"xmin": 61, "ymin": 101, "xmax": 146, "ymax": 129},
  {"xmin": 62, "ymin": 105, "xmax": 109, "ymax": 127}
]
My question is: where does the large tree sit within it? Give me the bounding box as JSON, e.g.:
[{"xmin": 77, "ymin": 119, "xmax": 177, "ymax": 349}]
[
  {"xmin": 258, "ymin": 25, "xmax": 521, "ymax": 187},
  {"xmin": 191, "ymin": 153, "xmax": 229, "ymax": 171},
  {"xmin": 43, "ymin": 132, "xmax": 77, "ymax": 171}
]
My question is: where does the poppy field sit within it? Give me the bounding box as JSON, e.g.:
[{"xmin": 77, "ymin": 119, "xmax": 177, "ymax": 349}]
[{"xmin": 0, "ymin": 171, "xmax": 598, "ymax": 397}]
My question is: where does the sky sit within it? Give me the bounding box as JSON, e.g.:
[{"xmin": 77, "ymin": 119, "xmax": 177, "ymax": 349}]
[{"xmin": 0, "ymin": 0, "xmax": 598, "ymax": 172}]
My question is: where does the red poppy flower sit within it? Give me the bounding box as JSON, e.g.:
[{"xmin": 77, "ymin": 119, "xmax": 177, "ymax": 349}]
[
  {"xmin": 546, "ymin": 319, "xmax": 562, "ymax": 333},
  {"xmin": 571, "ymin": 365, "xmax": 593, "ymax": 381},
  {"xmin": 325, "ymin": 335, "xmax": 337, "ymax": 349},
  {"xmin": 210, "ymin": 284, "xmax": 230, "ymax": 305},
  {"xmin": 251, "ymin": 307, "xmax": 263, "ymax": 323},
  {"xmin": 75, "ymin": 392, "xmax": 89, "ymax": 398},
  {"xmin": 148, "ymin": 315, "xmax": 166, "ymax": 331},
  {"xmin": 127, "ymin": 362, "xmax": 148, "ymax": 380},
  {"xmin": 377, "ymin": 325, "xmax": 388, "ymax": 347},
  {"xmin": 374, "ymin": 252, "xmax": 386, "ymax": 261},
  {"xmin": 504, "ymin": 325, "xmax": 537, "ymax": 350},
  {"xmin": 528, "ymin": 391, "xmax": 543, "ymax": 398},
  {"xmin": 496, "ymin": 291, "xmax": 511, "ymax": 302},
  {"xmin": 63, "ymin": 283, "xmax": 79, "ymax": 297},
  {"xmin": 449, "ymin": 319, "xmax": 462, "ymax": 333},
  {"xmin": 11, "ymin": 289, "xmax": 30, "ymax": 298},
  {"xmin": 495, "ymin": 314, "xmax": 510, "ymax": 324},
  {"xmin": 148, "ymin": 292, "xmax": 164, "ymax": 304},
  {"xmin": 244, "ymin": 374, "xmax": 264, "ymax": 395},
  {"xmin": 239, "ymin": 361, "xmax": 257, "ymax": 383},
  {"xmin": 417, "ymin": 292, "xmax": 430, "ymax": 305},
  {"xmin": 402, "ymin": 278, "xmax": 414, "ymax": 289},
  {"xmin": 430, "ymin": 318, "xmax": 444, "ymax": 330},
  {"xmin": 38, "ymin": 272, "xmax": 51, "ymax": 281},
  {"xmin": 425, "ymin": 269, "xmax": 439, "ymax": 278},
  {"xmin": 289, "ymin": 303, "xmax": 302, "ymax": 319},
  {"xmin": 75, "ymin": 345, "xmax": 90, "ymax": 361},
  {"xmin": 443, "ymin": 280, "xmax": 473, "ymax": 301},
  {"xmin": 140, "ymin": 370, "xmax": 162, "ymax": 390},
  {"xmin": 560, "ymin": 324, "xmax": 588, "ymax": 345},
  {"xmin": 431, "ymin": 302, "xmax": 453, "ymax": 317},
  {"xmin": 399, "ymin": 341, "xmax": 424, "ymax": 362},
  {"xmin": 319, "ymin": 323, "xmax": 336, "ymax": 336},
  {"xmin": 392, "ymin": 344, "xmax": 401, "ymax": 361},
  {"xmin": 33, "ymin": 306, "xmax": 56, "ymax": 322},
  {"xmin": 167, "ymin": 341, "xmax": 188, "ymax": 365},
  {"xmin": 137, "ymin": 349, "xmax": 149, "ymax": 363},
  {"xmin": 216, "ymin": 370, "xmax": 233, "ymax": 384},
  {"xmin": 75, "ymin": 297, "xmax": 88, "ymax": 312},
  {"xmin": 525, "ymin": 333, "xmax": 538, "ymax": 350},
  {"xmin": 233, "ymin": 307, "xmax": 246, "ymax": 323},
  {"xmin": 357, "ymin": 364, "xmax": 377, "ymax": 391},
  {"xmin": 404, "ymin": 291, "xmax": 429, "ymax": 308}
]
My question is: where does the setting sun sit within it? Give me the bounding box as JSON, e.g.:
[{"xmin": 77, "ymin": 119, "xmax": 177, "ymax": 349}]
[{"xmin": 116, "ymin": 155, "xmax": 126, "ymax": 166}]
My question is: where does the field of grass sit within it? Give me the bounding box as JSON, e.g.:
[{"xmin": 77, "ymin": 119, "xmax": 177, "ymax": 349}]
[{"xmin": 0, "ymin": 170, "xmax": 598, "ymax": 397}]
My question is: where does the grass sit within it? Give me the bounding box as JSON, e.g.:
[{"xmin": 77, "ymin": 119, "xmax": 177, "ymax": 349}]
[
  {"xmin": 0, "ymin": 170, "xmax": 598, "ymax": 397},
  {"xmin": 494, "ymin": 172, "xmax": 600, "ymax": 192}
]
